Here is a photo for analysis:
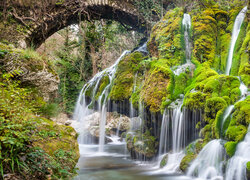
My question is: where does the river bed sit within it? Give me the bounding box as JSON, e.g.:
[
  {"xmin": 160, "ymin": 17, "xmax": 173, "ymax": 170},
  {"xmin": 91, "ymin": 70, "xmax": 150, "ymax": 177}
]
[{"xmin": 74, "ymin": 143, "xmax": 192, "ymax": 180}]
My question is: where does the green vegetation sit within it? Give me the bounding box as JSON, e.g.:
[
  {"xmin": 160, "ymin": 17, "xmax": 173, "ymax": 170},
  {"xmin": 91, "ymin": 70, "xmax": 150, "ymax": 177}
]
[
  {"xmin": 224, "ymin": 141, "xmax": 237, "ymax": 157},
  {"xmin": 110, "ymin": 52, "xmax": 145, "ymax": 100},
  {"xmin": 180, "ymin": 153, "xmax": 197, "ymax": 172},
  {"xmin": 0, "ymin": 73, "xmax": 79, "ymax": 179},
  {"xmin": 126, "ymin": 130, "xmax": 157, "ymax": 158}
]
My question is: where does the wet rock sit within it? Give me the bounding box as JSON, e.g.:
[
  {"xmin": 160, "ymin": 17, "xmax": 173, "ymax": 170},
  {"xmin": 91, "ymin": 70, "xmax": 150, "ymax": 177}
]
[{"xmin": 160, "ymin": 154, "xmax": 168, "ymax": 168}]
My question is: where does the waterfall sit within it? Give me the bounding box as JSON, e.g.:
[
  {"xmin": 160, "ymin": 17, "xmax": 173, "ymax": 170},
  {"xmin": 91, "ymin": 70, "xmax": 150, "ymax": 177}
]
[
  {"xmin": 73, "ymin": 50, "xmax": 130, "ymax": 150},
  {"xmin": 221, "ymin": 105, "xmax": 234, "ymax": 130},
  {"xmin": 187, "ymin": 139, "xmax": 225, "ymax": 179},
  {"xmin": 225, "ymin": 6, "xmax": 247, "ymax": 75},
  {"xmin": 173, "ymin": 13, "xmax": 194, "ymax": 76},
  {"xmin": 129, "ymin": 72, "xmax": 138, "ymax": 118},
  {"xmin": 225, "ymin": 126, "xmax": 250, "ymax": 180},
  {"xmin": 182, "ymin": 13, "xmax": 191, "ymax": 62},
  {"xmin": 158, "ymin": 109, "xmax": 170, "ymax": 155},
  {"xmin": 221, "ymin": 79, "xmax": 248, "ymax": 132},
  {"xmin": 158, "ymin": 100, "xmax": 185, "ymax": 172}
]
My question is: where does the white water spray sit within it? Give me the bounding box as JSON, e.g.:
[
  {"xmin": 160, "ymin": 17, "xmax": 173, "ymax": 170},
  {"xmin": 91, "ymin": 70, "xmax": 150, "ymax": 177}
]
[
  {"xmin": 73, "ymin": 50, "xmax": 130, "ymax": 151},
  {"xmin": 225, "ymin": 6, "xmax": 247, "ymax": 75},
  {"xmin": 225, "ymin": 126, "xmax": 250, "ymax": 180},
  {"xmin": 187, "ymin": 139, "xmax": 225, "ymax": 179}
]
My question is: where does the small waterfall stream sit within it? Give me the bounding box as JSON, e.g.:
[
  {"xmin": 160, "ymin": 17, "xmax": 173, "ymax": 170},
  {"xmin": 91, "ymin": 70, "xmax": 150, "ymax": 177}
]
[
  {"xmin": 159, "ymin": 100, "xmax": 186, "ymax": 172},
  {"xmin": 225, "ymin": 126, "xmax": 250, "ymax": 180},
  {"xmin": 225, "ymin": 6, "xmax": 247, "ymax": 75},
  {"xmin": 187, "ymin": 139, "xmax": 225, "ymax": 179},
  {"xmin": 73, "ymin": 50, "xmax": 130, "ymax": 151},
  {"xmin": 173, "ymin": 13, "xmax": 194, "ymax": 76}
]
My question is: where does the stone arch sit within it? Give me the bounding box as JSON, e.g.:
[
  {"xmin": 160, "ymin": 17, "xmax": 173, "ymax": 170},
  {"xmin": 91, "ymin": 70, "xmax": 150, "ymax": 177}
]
[{"xmin": 2, "ymin": 0, "xmax": 148, "ymax": 48}]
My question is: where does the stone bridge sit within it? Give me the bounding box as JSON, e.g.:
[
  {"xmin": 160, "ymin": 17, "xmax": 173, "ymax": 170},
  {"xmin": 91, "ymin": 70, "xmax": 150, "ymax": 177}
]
[{"xmin": 0, "ymin": 0, "xmax": 149, "ymax": 48}]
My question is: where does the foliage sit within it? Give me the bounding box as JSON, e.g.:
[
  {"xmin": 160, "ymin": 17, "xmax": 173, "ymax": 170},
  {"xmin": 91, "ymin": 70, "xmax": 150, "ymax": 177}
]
[
  {"xmin": 224, "ymin": 141, "xmax": 237, "ymax": 157},
  {"xmin": 0, "ymin": 73, "xmax": 78, "ymax": 179},
  {"xmin": 39, "ymin": 103, "xmax": 60, "ymax": 118}
]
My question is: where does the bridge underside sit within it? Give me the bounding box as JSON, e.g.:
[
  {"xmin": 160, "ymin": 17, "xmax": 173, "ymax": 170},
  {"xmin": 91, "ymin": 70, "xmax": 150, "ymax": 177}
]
[
  {"xmin": 30, "ymin": 5, "xmax": 147, "ymax": 48},
  {"xmin": 0, "ymin": 0, "xmax": 148, "ymax": 48}
]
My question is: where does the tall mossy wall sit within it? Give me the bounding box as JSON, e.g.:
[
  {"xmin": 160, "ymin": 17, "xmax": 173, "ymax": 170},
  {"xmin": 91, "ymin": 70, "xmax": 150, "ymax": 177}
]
[{"xmin": 82, "ymin": 1, "xmax": 249, "ymax": 160}]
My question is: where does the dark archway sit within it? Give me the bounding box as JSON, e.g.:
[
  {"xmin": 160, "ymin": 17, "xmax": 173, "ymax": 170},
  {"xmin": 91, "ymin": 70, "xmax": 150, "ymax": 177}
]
[{"xmin": 1, "ymin": 0, "xmax": 148, "ymax": 48}]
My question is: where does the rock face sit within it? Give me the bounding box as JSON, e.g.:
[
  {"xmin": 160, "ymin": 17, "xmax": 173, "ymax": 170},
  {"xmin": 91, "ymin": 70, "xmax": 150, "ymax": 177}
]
[
  {"xmin": 0, "ymin": 43, "xmax": 59, "ymax": 101},
  {"xmin": 71, "ymin": 111, "xmax": 131, "ymax": 144},
  {"xmin": 85, "ymin": 112, "xmax": 131, "ymax": 138}
]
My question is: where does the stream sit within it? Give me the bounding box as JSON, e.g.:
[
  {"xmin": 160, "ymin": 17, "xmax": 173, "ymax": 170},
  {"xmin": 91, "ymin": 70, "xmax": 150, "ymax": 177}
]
[{"xmin": 74, "ymin": 143, "xmax": 192, "ymax": 180}]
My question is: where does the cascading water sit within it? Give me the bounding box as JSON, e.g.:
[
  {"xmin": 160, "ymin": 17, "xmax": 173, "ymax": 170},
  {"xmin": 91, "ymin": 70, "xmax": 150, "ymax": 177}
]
[
  {"xmin": 182, "ymin": 13, "xmax": 191, "ymax": 62},
  {"xmin": 158, "ymin": 100, "xmax": 185, "ymax": 172},
  {"xmin": 221, "ymin": 79, "xmax": 248, "ymax": 131},
  {"xmin": 73, "ymin": 50, "xmax": 130, "ymax": 151},
  {"xmin": 173, "ymin": 13, "xmax": 194, "ymax": 76},
  {"xmin": 225, "ymin": 126, "xmax": 250, "ymax": 180},
  {"xmin": 187, "ymin": 139, "xmax": 225, "ymax": 179},
  {"xmin": 225, "ymin": 6, "xmax": 247, "ymax": 75}
]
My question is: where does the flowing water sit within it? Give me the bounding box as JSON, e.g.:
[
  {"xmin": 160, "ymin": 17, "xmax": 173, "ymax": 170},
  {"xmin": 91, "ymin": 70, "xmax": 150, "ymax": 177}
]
[
  {"xmin": 225, "ymin": 126, "xmax": 250, "ymax": 180},
  {"xmin": 173, "ymin": 13, "xmax": 194, "ymax": 76},
  {"xmin": 73, "ymin": 50, "xmax": 130, "ymax": 148},
  {"xmin": 72, "ymin": 8, "xmax": 250, "ymax": 180},
  {"xmin": 187, "ymin": 139, "xmax": 225, "ymax": 179},
  {"xmin": 225, "ymin": 6, "xmax": 247, "ymax": 75}
]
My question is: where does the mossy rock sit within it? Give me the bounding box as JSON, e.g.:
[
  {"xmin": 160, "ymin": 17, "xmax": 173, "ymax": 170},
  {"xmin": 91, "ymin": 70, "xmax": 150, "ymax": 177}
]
[
  {"xmin": 226, "ymin": 125, "xmax": 247, "ymax": 142},
  {"xmin": 126, "ymin": 130, "xmax": 157, "ymax": 158},
  {"xmin": 180, "ymin": 153, "xmax": 197, "ymax": 172},
  {"xmin": 184, "ymin": 92, "xmax": 207, "ymax": 109},
  {"xmin": 224, "ymin": 141, "xmax": 237, "ymax": 157},
  {"xmin": 95, "ymin": 75, "xmax": 110, "ymax": 99},
  {"xmin": 141, "ymin": 65, "xmax": 171, "ymax": 112},
  {"xmin": 160, "ymin": 154, "xmax": 168, "ymax": 168},
  {"xmin": 226, "ymin": 97, "xmax": 250, "ymax": 142},
  {"xmin": 32, "ymin": 118, "xmax": 80, "ymax": 163},
  {"xmin": 148, "ymin": 7, "xmax": 184, "ymax": 66},
  {"xmin": 247, "ymin": 161, "xmax": 250, "ymax": 180},
  {"xmin": 110, "ymin": 52, "xmax": 145, "ymax": 101},
  {"xmin": 192, "ymin": 8, "xmax": 217, "ymax": 64}
]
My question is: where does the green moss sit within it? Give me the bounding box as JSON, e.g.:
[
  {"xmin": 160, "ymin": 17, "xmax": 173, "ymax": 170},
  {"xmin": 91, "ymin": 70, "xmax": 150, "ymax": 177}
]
[
  {"xmin": 180, "ymin": 153, "xmax": 197, "ymax": 172},
  {"xmin": 192, "ymin": 8, "xmax": 217, "ymax": 64},
  {"xmin": 148, "ymin": 8, "xmax": 184, "ymax": 66},
  {"xmin": 160, "ymin": 154, "xmax": 168, "ymax": 168},
  {"xmin": 224, "ymin": 141, "xmax": 237, "ymax": 157},
  {"xmin": 127, "ymin": 130, "xmax": 157, "ymax": 158},
  {"xmin": 225, "ymin": 97, "xmax": 250, "ymax": 142},
  {"xmin": 184, "ymin": 92, "xmax": 207, "ymax": 109},
  {"xmin": 238, "ymin": 24, "xmax": 250, "ymax": 86},
  {"xmin": 95, "ymin": 75, "xmax": 110, "ymax": 99},
  {"xmin": 226, "ymin": 125, "xmax": 247, "ymax": 142},
  {"xmin": 230, "ymin": 21, "xmax": 247, "ymax": 76},
  {"xmin": 230, "ymin": 97, "xmax": 250, "ymax": 126},
  {"xmin": 247, "ymin": 162, "xmax": 250, "ymax": 171},
  {"xmin": 141, "ymin": 63, "xmax": 171, "ymax": 112},
  {"xmin": 110, "ymin": 52, "xmax": 144, "ymax": 100}
]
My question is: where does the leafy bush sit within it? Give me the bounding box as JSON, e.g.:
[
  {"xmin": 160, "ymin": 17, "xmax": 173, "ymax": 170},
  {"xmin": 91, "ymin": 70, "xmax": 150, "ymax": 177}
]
[{"xmin": 0, "ymin": 73, "xmax": 77, "ymax": 179}]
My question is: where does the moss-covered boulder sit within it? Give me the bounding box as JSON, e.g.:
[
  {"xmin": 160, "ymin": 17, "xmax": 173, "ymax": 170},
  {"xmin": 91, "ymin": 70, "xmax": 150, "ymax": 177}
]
[
  {"xmin": 226, "ymin": 97, "xmax": 250, "ymax": 142},
  {"xmin": 110, "ymin": 52, "xmax": 145, "ymax": 101},
  {"xmin": 148, "ymin": 8, "xmax": 184, "ymax": 66},
  {"xmin": 126, "ymin": 130, "xmax": 158, "ymax": 159},
  {"xmin": 141, "ymin": 63, "xmax": 172, "ymax": 112},
  {"xmin": 247, "ymin": 161, "xmax": 250, "ymax": 179},
  {"xmin": 160, "ymin": 154, "xmax": 168, "ymax": 168},
  {"xmin": 180, "ymin": 153, "xmax": 197, "ymax": 172},
  {"xmin": 0, "ymin": 42, "xmax": 59, "ymax": 101},
  {"xmin": 224, "ymin": 141, "xmax": 237, "ymax": 157},
  {"xmin": 32, "ymin": 118, "xmax": 79, "ymax": 163}
]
